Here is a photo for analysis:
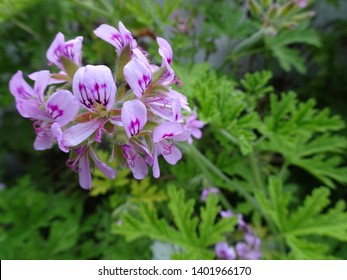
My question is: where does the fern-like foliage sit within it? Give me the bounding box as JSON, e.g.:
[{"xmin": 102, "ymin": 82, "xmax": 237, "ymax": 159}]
[
  {"xmin": 256, "ymin": 177, "xmax": 347, "ymax": 259},
  {"xmin": 113, "ymin": 186, "xmax": 237, "ymax": 259},
  {"xmin": 259, "ymin": 92, "xmax": 347, "ymax": 187},
  {"xmin": 265, "ymin": 27, "xmax": 321, "ymax": 74}
]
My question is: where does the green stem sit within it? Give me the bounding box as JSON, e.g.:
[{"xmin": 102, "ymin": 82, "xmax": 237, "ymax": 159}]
[
  {"xmin": 249, "ymin": 152, "xmax": 265, "ymax": 194},
  {"xmin": 219, "ymin": 129, "xmax": 239, "ymax": 146},
  {"xmin": 177, "ymin": 142, "xmax": 260, "ymax": 210},
  {"xmin": 232, "ymin": 29, "xmax": 264, "ymax": 55}
]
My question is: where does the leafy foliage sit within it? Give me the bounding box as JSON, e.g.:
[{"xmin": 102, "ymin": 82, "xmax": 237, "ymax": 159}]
[
  {"xmin": 256, "ymin": 177, "xmax": 347, "ymax": 259},
  {"xmin": 1, "ymin": 0, "xmax": 347, "ymax": 261},
  {"xmin": 114, "ymin": 186, "xmax": 237, "ymax": 259}
]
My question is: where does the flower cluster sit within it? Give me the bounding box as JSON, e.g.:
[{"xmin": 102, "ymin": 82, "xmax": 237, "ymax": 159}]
[
  {"xmin": 215, "ymin": 210, "xmax": 262, "ymax": 260},
  {"xmin": 9, "ymin": 21, "xmax": 203, "ymax": 190}
]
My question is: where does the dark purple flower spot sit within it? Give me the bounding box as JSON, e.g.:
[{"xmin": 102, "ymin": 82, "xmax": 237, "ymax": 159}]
[
  {"xmin": 111, "ymin": 33, "xmax": 121, "ymax": 41},
  {"xmin": 17, "ymin": 86, "xmax": 30, "ymax": 98},
  {"xmin": 129, "ymin": 118, "xmax": 140, "ymax": 136},
  {"xmin": 162, "ymin": 142, "xmax": 174, "ymax": 156},
  {"xmin": 48, "ymin": 104, "xmax": 64, "ymax": 120},
  {"xmin": 162, "ymin": 133, "xmax": 174, "ymax": 139},
  {"xmin": 122, "ymin": 144, "xmax": 138, "ymax": 167}
]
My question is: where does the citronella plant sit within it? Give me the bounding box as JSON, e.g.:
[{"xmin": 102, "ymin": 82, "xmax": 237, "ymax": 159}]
[{"xmin": 9, "ymin": 21, "xmax": 203, "ymax": 190}]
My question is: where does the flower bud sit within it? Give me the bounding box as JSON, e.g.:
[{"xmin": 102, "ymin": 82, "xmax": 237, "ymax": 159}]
[
  {"xmin": 292, "ymin": 11, "xmax": 315, "ymax": 22},
  {"xmin": 266, "ymin": 4, "xmax": 280, "ymax": 20},
  {"xmin": 279, "ymin": 1, "xmax": 297, "ymax": 17},
  {"xmin": 248, "ymin": 0, "xmax": 263, "ymax": 17}
]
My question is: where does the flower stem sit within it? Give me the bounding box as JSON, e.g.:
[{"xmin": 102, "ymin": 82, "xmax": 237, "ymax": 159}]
[
  {"xmin": 232, "ymin": 29, "xmax": 264, "ymax": 56},
  {"xmin": 249, "ymin": 152, "xmax": 265, "ymax": 194}
]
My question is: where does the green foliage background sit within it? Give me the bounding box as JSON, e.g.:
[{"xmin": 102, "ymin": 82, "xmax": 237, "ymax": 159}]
[{"xmin": 0, "ymin": 0, "xmax": 347, "ymax": 260}]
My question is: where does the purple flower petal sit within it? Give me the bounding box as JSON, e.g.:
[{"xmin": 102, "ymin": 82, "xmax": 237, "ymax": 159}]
[
  {"xmin": 124, "ymin": 58, "xmax": 152, "ymax": 99},
  {"xmin": 215, "ymin": 242, "xmax": 236, "ymax": 260},
  {"xmin": 33, "ymin": 125, "xmax": 54, "ymax": 150},
  {"xmin": 122, "ymin": 144, "xmax": 148, "ymax": 179},
  {"xmin": 46, "ymin": 90, "xmax": 79, "ymax": 127},
  {"xmin": 220, "ymin": 209, "xmax": 233, "ymax": 218},
  {"xmin": 78, "ymin": 150, "xmax": 92, "ymax": 190},
  {"xmin": 9, "ymin": 70, "xmax": 35, "ymax": 100},
  {"xmin": 89, "ymin": 148, "xmax": 116, "ymax": 179},
  {"xmin": 63, "ymin": 119, "xmax": 103, "ymax": 147},
  {"xmin": 172, "ymin": 98, "xmax": 182, "ymax": 122},
  {"xmin": 73, "ymin": 65, "xmax": 116, "ymax": 112},
  {"xmin": 157, "ymin": 37, "xmax": 173, "ymax": 66},
  {"xmin": 168, "ymin": 90, "xmax": 190, "ymax": 111},
  {"xmin": 51, "ymin": 123, "xmax": 69, "ymax": 153},
  {"xmin": 94, "ymin": 24, "xmax": 123, "ymax": 53},
  {"xmin": 33, "ymin": 70, "xmax": 51, "ymax": 103},
  {"xmin": 16, "ymin": 98, "xmax": 51, "ymax": 121},
  {"xmin": 118, "ymin": 21, "xmax": 137, "ymax": 49},
  {"xmin": 29, "ymin": 70, "xmax": 66, "ymax": 85},
  {"xmin": 152, "ymin": 147, "xmax": 160, "ymax": 178},
  {"xmin": 121, "ymin": 100, "xmax": 147, "ymax": 138},
  {"xmin": 94, "ymin": 22, "xmax": 136, "ymax": 55},
  {"xmin": 158, "ymin": 139, "xmax": 182, "ymax": 165},
  {"xmin": 201, "ymin": 187, "xmax": 220, "ymax": 202},
  {"xmin": 152, "ymin": 122, "xmax": 183, "ymax": 143},
  {"xmin": 46, "ymin": 32, "xmax": 83, "ymax": 70},
  {"xmin": 236, "ymin": 242, "xmax": 248, "ymax": 257}
]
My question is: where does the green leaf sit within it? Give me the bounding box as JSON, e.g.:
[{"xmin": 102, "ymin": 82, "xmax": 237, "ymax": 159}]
[
  {"xmin": 271, "ymin": 46, "xmax": 306, "ymax": 73},
  {"xmin": 257, "ymin": 177, "xmax": 347, "ymax": 259},
  {"xmin": 259, "ymin": 91, "xmax": 346, "ymax": 187},
  {"xmin": 130, "ymin": 177, "xmax": 166, "ymax": 207},
  {"xmin": 113, "ymin": 186, "xmax": 236, "ymax": 259},
  {"xmin": 61, "ymin": 56, "xmax": 79, "ymax": 78},
  {"xmin": 115, "ymin": 44, "xmax": 131, "ymax": 82},
  {"xmin": 255, "ymin": 176, "xmax": 290, "ymax": 229}
]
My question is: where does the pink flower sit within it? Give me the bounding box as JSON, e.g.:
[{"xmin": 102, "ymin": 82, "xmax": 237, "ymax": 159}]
[
  {"xmin": 67, "ymin": 146, "xmax": 116, "ymax": 190},
  {"xmin": 10, "ymin": 21, "xmax": 204, "ymax": 189},
  {"xmin": 124, "ymin": 58, "xmax": 152, "ymax": 99},
  {"xmin": 94, "ymin": 21, "xmax": 137, "ymax": 55},
  {"xmin": 185, "ymin": 110, "xmax": 204, "ymax": 144},
  {"xmin": 121, "ymin": 143, "xmax": 149, "ymax": 180},
  {"xmin": 152, "ymin": 122, "xmax": 187, "ymax": 178},
  {"xmin": 121, "ymin": 100, "xmax": 147, "ymax": 138},
  {"xmin": 9, "ymin": 70, "xmax": 79, "ymax": 150},
  {"xmin": 294, "ymin": 0, "xmax": 308, "ymax": 8},
  {"xmin": 200, "ymin": 187, "xmax": 220, "ymax": 202},
  {"xmin": 46, "ymin": 32, "xmax": 83, "ymax": 71},
  {"xmin": 57, "ymin": 65, "xmax": 117, "ymax": 150},
  {"xmin": 215, "ymin": 242, "xmax": 236, "ymax": 260}
]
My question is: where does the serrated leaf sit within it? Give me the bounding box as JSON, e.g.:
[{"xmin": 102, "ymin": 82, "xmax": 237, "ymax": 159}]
[
  {"xmin": 114, "ymin": 186, "xmax": 235, "ymax": 259},
  {"xmin": 272, "ymin": 46, "xmax": 306, "ymax": 73}
]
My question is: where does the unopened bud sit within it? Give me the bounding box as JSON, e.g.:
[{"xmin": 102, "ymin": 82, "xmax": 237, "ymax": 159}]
[
  {"xmin": 292, "ymin": 11, "xmax": 315, "ymax": 21},
  {"xmin": 248, "ymin": 0, "xmax": 263, "ymax": 17},
  {"xmin": 279, "ymin": 1, "xmax": 297, "ymax": 17},
  {"xmin": 266, "ymin": 4, "xmax": 280, "ymax": 20},
  {"xmin": 280, "ymin": 21, "xmax": 299, "ymax": 30}
]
